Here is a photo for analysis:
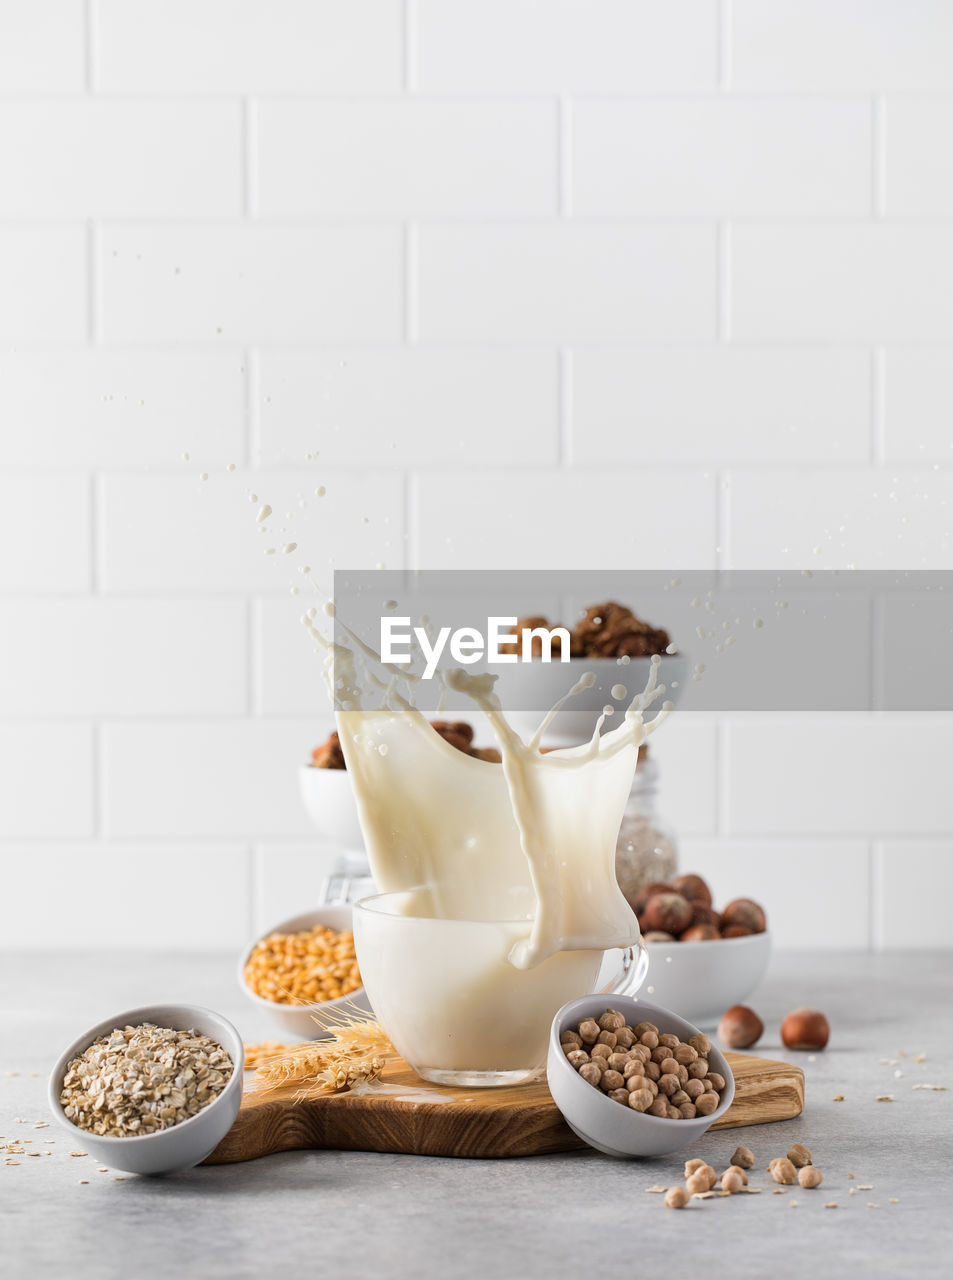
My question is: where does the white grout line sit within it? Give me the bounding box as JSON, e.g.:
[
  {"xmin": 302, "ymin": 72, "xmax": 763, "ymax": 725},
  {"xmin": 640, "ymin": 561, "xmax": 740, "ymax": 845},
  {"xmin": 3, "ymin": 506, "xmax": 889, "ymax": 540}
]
[
  {"xmin": 715, "ymin": 715, "xmax": 730, "ymax": 835},
  {"xmin": 242, "ymin": 98, "xmax": 257, "ymax": 219},
  {"xmin": 718, "ymin": 0, "xmax": 733, "ymax": 92},
  {"xmin": 86, "ymin": 220, "xmax": 99, "ymax": 344},
  {"xmin": 404, "ymin": 221, "xmax": 419, "ymax": 342},
  {"xmin": 869, "ymin": 839, "xmax": 883, "ymax": 951},
  {"xmin": 717, "ymin": 220, "xmax": 731, "ymax": 342},
  {"xmin": 245, "ymin": 347, "xmax": 260, "ymax": 466},
  {"xmin": 248, "ymin": 597, "xmax": 261, "ymax": 716},
  {"xmin": 557, "ymin": 98, "xmax": 572, "ymax": 216},
  {"xmin": 403, "ymin": 0, "xmax": 417, "ymax": 92},
  {"xmin": 558, "ymin": 348, "xmax": 572, "ymax": 467},
  {"xmin": 873, "ymin": 94, "xmax": 887, "ymax": 218},
  {"xmin": 404, "ymin": 470, "xmax": 420, "ymax": 570},
  {"xmin": 84, "ymin": 0, "xmax": 98, "ymax": 93}
]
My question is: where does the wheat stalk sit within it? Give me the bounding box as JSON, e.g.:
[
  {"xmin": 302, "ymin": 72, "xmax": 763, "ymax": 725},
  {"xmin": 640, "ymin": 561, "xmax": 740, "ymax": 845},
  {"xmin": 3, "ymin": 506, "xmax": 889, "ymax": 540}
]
[{"xmin": 251, "ymin": 1005, "xmax": 394, "ymax": 1096}]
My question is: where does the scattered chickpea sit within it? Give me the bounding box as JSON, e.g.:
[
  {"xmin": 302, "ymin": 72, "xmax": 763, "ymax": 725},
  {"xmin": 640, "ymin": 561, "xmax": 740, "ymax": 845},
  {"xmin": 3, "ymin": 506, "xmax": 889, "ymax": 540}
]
[
  {"xmin": 798, "ymin": 1166, "xmax": 824, "ymax": 1189},
  {"xmin": 722, "ymin": 1164, "xmax": 748, "ymax": 1186},
  {"xmin": 685, "ymin": 1158, "xmax": 706, "ymax": 1177},
  {"xmin": 686, "ymin": 1170, "xmax": 711, "ymax": 1195},
  {"xmin": 787, "ymin": 1143, "xmax": 812, "ymax": 1168},
  {"xmin": 731, "ymin": 1145, "xmax": 755, "ymax": 1169},
  {"xmin": 722, "ymin": 1169, "xmax": 744, "ymax": 1194},
  {"xmin": 769, "ymin": 1158, "xmax": 798, "ymax": 1185},
  {"xmin": 665, "ymin": 1186, "xmax": 691, "ymax": 1209}
]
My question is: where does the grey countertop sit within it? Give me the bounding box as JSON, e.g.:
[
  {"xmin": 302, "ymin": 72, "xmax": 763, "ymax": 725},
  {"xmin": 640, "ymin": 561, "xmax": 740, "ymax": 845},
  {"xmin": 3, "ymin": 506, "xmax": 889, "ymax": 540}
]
[{"xmin": 1, "ymin": 949, "xmax": 950, "ymax": 1280}]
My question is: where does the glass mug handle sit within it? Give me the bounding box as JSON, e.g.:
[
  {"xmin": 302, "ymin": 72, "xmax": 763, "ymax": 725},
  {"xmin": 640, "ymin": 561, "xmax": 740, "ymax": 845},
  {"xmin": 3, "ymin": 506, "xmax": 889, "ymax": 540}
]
[{"xmin": 600, "ymin": 938, "xmax": 650, "ymax": 999}]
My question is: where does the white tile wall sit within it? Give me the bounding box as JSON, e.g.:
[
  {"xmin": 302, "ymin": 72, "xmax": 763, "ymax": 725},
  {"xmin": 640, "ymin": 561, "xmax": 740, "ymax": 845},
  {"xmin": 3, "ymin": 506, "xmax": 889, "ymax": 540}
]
[{"xmin": 2, "ymin": 0, "xmax": 952, "ymax": 950}]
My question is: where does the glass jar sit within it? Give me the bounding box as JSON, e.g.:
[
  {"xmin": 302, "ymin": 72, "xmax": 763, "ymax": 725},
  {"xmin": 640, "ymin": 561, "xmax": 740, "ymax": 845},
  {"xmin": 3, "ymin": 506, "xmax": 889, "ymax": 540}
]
[{"xmin": 615, "ymin": 751, "xmax": 678, "ymax": 900}]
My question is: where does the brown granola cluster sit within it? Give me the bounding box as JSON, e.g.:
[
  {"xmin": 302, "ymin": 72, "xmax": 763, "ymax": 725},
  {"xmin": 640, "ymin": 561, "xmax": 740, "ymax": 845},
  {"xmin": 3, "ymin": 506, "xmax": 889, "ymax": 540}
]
[
  {"xmin": 310, "ymin": 721, "xmax": 501, "ymax": 769},
  {"xmin": 503, "ymin": 602, "xmax": 671, "ymax": 661}
]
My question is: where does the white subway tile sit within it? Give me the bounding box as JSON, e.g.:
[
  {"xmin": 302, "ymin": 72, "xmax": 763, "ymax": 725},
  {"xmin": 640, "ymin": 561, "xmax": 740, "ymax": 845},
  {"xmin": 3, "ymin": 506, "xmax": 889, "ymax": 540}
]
[
  {"xmin": 0, "ymin": 227, "xmax": 86, "ymax": 341},
  {"xmin": 644, "ymin": 714, "xmax": 719, "ymax": 837},
  {"xmin": 573, "ymin": 98, "xmax": 871, "ymax": 217},
  {"xmin": 0, "ymin": 600, "xmax": 247, "ymax": 717},
  {"xmin": 258, "ymin": 597, "xmax": 338, "ymax": 718},
  {"xmin": 416, "ymin": 0, "xmax": 718, "ymax": 91},
  {"xmin": 0, "ymin": 724, "xmax": 94, "ymax": 838},
  {"xmin": 101, "ymin": 470, "xmax": 404, "ymax": 593},
  {"xmin": 415, "ymin": 470, "xmax": 717, "ymax": 569},
  {"xmin": 1, "ymin": 350, "xmax": 245, "ymax": 468},
  {"xmin": 103, "ymin": 721, "xmax": 317, "ymax": 837},
  {"xmin": 96, "ymin": 0, "xmax": 402, "ymax": 92},
  {"xmin": 0, "ymin": 475, "xmax": 89, "ymax": 592},
  {"xmin": 725, "ymin": 468, "xmax": 953, "ymax": 569},
  {"xmin": 0, "ymin": 102, "xmax": 242, "ymax": 218},
  {"xmin": 726, "ymin": 715, "xmax": 953, "ymax": 835},
  {"xmin": 253, "ymin": 843, "xmax": 343, "ymax": 933},
  {"xmin": 257, "ymin": 349, "xmax": 559, "ymax": 467},
  {"xmin": 572, "ymin": 348, "xmax": 872, "ymax": 465},
  {"xmin": 884, "ymin": 349, "xmax": 953, "ymax": 463},
  {"xmin": 418, "ymin": 225, "xmax": 716, "ymax": 342},
  {"xmin": 876, "ymin": 841, "xmax": 953, "ymax": 948},
  {"xmin": 0, "ymin": 844, "xmax": 250, "ymax": 949},
  {"xmin": 732, "ymin": 225, "xmax": 953, "ymax": 341},
  {"xmin": 257, "ymin": 100, "xmax": 557, "ymax": 217},
  {"xmin": 680, "ymin": 838, "xmax": 871, "ymax": 949},
  {"xmin": 732, "ymin": 0, "xmax": 953, "ymax": 91},
  {"xmin": 0, "ymin": 1, "xmax": 84, "ymax": 91},
  {"xmin": 99, "ymin": 226, "xmax": 403, "ymax": 343},
  {"xmin": 885, "ymin": 98, "xmax": 953, "ymax": 216}
]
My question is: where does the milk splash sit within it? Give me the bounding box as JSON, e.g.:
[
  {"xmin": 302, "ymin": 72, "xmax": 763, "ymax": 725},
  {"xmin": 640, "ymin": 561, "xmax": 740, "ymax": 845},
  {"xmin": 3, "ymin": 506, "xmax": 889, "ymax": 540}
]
[{"xmin": 320, "ymin": 613, "xmax": 672, "ymax": 971}]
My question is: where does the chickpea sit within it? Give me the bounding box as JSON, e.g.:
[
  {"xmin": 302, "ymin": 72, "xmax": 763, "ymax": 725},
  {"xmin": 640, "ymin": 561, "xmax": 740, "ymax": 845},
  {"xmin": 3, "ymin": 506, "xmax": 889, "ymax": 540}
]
[
  {"xmin": 578, "ymin": 1019, "xmax": 600, "ymax": 1044},
  {"xmin": 628, "ymin": 1088, "xmax": 654, "ymax": 1113},
  {"xmin": 599, "ymin": 1010, "xmax": 626, "ymax": 1032},
  {"xmin": 695, "ymin": 1091, "xmax": 719, "ymax": 1117},
  {"xmin": 600, "ymin": 1069, "xmax": 625, "ymax": 1093},
  {"xmin": 798, "ymin": 1166, "xmax": 823, "ymax": 1189},
  {"xmin": 566, "ymin": 1049, "xmax": 589, "ymax": 1070},
  {"xmin": 665, "ymin": 1186, "xmax": 690, "ymax": 1209}
]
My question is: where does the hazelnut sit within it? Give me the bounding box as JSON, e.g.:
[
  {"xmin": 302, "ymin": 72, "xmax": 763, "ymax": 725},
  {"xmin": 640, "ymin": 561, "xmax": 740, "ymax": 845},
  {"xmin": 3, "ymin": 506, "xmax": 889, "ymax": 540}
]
[
  {"xmin": 608, "ymin": 1088, "xmax": 630, "ymax": 1105},
  {"xmin": 641, "ymin": 892, "xmax": 693, "ymax": 937},
  {"xmin": 685, "ymin": 1171, "xmax": 710, "ymax": 1195},
  {"xmin": 599, "ymin": 1010, "xmax": 626, "ymax": 1032},
  {"xmin": 628, "ymin": 1088, "xmax": 654, "ymax": 1113},
  {"xmin": 666, "ymin": 1105, "xmax": 681, "ymax": 1119},
  {"xmin": 625, "ymin": 1073, "xmax": 649, "ymax": 1092},
  {"xmin": 675, "ymin": 1064, "xmax": 688, "ymax": 1084},
  {"xmin": 672, "ymin": 873, "xmax": 713, "ymax": 906},
  {"xmin": 695, "ymin": 1092, "xmax": 719, "ymax": 1116},
  {"xmin": 718, "ymin": 1004, "xmax": 764, "ymax": 1050},
  {"xmin": 680, "ymin": 923, "xmax": 720, "ymax": 942},
  {"xmin": 665, "ymin": 1186, "xmax": 690, "ymax": 1209},
  {"xmin": 770, "ymin": 1158, "xmax": 797, "ymax": 1185},
  {"xmin": 688, "ymin": 1033, "xmax": 711, "ymax": 1056},
  {"xmin": 781, "ymin": 1008, "xmax": 830, "ymax": 1051},
  {"xmin": 642, "ymin": 931, "xmax": 676, "ymax": 943},
  {"xmin": 578, "ymin": 1018, "xmax": 600, "ymax": 1044},
  {"xmin": 798, "ymin": 1166, "xmax": 823, "ymax": 1189},
  {"xmin": 578, "ymin": 1063, "xmax": 602, "ymax": 1087},
  {"xmin": 787, "ymin": 1143, "xmax": 812, "ymax": 1168},
  {"xmin": 687, "ymin": 901, "xmax": 721, "ymax": 930},
  {"xmin": 720, "ymin": 897, "xmax": 767, "ymax": 934},
  {"xmin": 731, "ymin": 1145, "xmax": 755, "ymax": 1169},
  {"xmin": 698, "ymin": 1164, "xmax": 717, "ymax": 1189},
  {"xmin": 630, "ymin": 882, "xmax": 675, "ymax": 917},
  {"xmin": 721, "ymin": 1169, "xmax": 744, "ymax": 1194},
  {"xmin": 566, "ymin": 1049, "xmax": 589, "ymax": 1069},
  {"xmin": 721, "ymin": 924, "xmax": 753, "ymax": 938}
]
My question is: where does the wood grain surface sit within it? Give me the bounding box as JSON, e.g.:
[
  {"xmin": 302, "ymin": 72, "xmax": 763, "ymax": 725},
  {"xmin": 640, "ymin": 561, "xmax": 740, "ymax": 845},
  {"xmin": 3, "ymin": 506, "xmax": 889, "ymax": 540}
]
[{"xmin": 205, "ymin": 1051, "xmax": 805, "ymax": 1164}]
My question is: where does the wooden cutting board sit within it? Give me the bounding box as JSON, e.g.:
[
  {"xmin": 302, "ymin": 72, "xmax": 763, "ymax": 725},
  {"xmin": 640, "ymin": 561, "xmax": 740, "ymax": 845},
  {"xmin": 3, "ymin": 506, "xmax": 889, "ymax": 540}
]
[{"xmin": 205, "ymin": 1051, "xmax": 804, "ymax": 1163}]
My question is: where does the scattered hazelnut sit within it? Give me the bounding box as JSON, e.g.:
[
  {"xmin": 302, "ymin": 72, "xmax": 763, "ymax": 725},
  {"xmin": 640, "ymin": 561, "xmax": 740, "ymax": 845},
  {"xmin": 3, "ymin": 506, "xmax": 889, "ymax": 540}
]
[
  {"xmin": 781, "ymin": 1008, "xmax": 830, "ymax": 1051},
  {"xmin": 641, "ymin": 892, "xmax": 693, "ymax": 937},
  {"xmin": 720, "ymin": 897, "xmax": 767, "ymax": 934},
  {"xmin": 672, "ymin": 873, "xmax": 713, "ymax": 906},
  {"xmin": 731, "ymin": 1145, "xmax": 755, "ymax": 1169},
  {"xmin": 798, "ymin": 1167, "xmax": 824, "ymax": 1189},
  {"xmin": 687, "ymin": 901, "xmax": 722, "ymax": 929},
  {"xmin": 787, "ymin": 1143, "xmax": 812, "ymax": 1168},
  {"xmin": 665, "ymin": 1186, "xmax": 690, "ymax": 1209},
  {"xmin": 769, "ymin": 1158, "xmax": 797, "ymax": 1185},
  {"xmin": 718, "ymin": 1004, "xmax": 764, "ymax": 1050},
  {"xmin": 630, "ymin": 882, "xmax": 675, "ymax": 917},
  {"xmin": 722, "ymin": 1169, "xmax": 744, "ymax": 1194},
  {"xmin": 680, "ymin": 923, "xmax": 721, "ymax": 942}
]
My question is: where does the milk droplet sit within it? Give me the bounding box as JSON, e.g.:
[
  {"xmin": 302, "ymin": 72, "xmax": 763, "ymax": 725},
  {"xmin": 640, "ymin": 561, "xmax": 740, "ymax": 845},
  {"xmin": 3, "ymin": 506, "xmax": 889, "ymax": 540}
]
[
  {"xmin": 665, "ymin": 642, "xmax": 678, "ymax": 654},
  {"xmin": 257, "ymin": 504, "xmax": 272, "ymax": 523},
  {"xmin": 696, "ymin": 626, "xmax": 707, "ymax": 640},
  {"xmin": 384, "ymin": 600, "xmax": 397, "ymax": 611},
  {"xmin": 299, "ymin": 565, "xmax": 311, "ymax": 574},
  {"xmin": 378, "ymin": 744, "xmax": 389, "ymax": 756},
  {"xmin": 199, "ymin": 472, "xmax": 208, "ymax": 481},
  {"xmin": 694, "ymin": 663, "xmax": 706, "ymax": 675},
  {"xmin": 226, "ymin": 462, "xmax": 236, "ymax": 472},
  {"xmin": 603, "ymin": 705, "xmax": 614, "ymax": 717},
  {"xmin": 315, "ymin": 487, "xmax": 326, "ymax": 498},
  {"xmin": 264, "ymin": 547, "xmax": 276, "ymax": 555},
  {"xmin": 307, "ymin": 607, "xmax": 317, "ymax": 619},
  {"xmin": 324, "ymin": 601, "xmax": 335, "ymax": 618},
  {"xmin": 753, "ymin": 618, "xmax": 764, "ymax": 629},
  {"xmin": 290, "ymin": 586, "xmax": 299, "ymax": 595},
  {"xmin": 182, "ymin": 452, "xmax": 190, "ymax": 462},
  {"xmin": 611, "ymin": 684, "xmax": 627, "ymax": 700},
  {"xmin": 248, "ymin": 493, "xmax": 258, "ymax": 503},
  {"xmin": 282, "ymin": 543, "xmax": 297, "ymax": 555}
]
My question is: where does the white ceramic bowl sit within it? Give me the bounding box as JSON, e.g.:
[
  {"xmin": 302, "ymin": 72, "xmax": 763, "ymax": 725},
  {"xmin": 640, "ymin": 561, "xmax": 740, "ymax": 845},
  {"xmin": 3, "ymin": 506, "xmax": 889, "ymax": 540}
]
[
  {"xmin": 298, "ymin": 765, "xmax": 365, "ymax": 849},
  {"xmin": 641, "ymin": 931, "xmax": 772, "ymax": 1027},
  {"xmin": 48, "ymin": 1003, "xmax": 244, "ymax": 1176},
  {"xmin": 547, "ymin": 994, "xmax": 735, "ymax": 1158},
  {"xmin": 492, "ymin": 655, "xmax": 687, "ymax": 745},
  {"xmin": 238, "ymin": 906, "xmax": 372, "ymax": 1039}
]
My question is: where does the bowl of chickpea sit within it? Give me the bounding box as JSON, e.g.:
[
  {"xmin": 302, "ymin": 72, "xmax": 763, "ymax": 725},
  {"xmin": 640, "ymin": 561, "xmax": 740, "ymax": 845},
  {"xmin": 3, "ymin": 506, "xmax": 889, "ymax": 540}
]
[{"xmin": 238, "ymin": 907, "xmax": 372, "ymax": 1039}]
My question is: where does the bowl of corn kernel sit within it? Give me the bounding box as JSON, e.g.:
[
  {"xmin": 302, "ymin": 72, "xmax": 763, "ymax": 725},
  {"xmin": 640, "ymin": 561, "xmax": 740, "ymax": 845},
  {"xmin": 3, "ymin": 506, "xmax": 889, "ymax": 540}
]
[{"xmin": 238, "ymin": 907, "xmax": 372, "ymax": 1038}]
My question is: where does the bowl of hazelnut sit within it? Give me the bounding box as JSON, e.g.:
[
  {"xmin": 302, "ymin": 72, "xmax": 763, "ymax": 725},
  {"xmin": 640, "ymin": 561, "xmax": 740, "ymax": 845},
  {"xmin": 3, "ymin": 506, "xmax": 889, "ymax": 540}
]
[
  {"xmin": 628, "ymin": 875, "xmax": 771, "ymax": 1027},
  {"xmin": 547, "ymin": 995, "xmax": 735, "ymax": 1158}
]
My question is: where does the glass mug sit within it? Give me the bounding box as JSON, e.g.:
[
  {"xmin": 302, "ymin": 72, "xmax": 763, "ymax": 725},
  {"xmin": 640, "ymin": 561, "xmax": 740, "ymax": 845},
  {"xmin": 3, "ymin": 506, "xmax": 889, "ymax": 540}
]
[{"xmin": 352, "ymin": 891, "xmax": 649, "ymax": 1087}]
